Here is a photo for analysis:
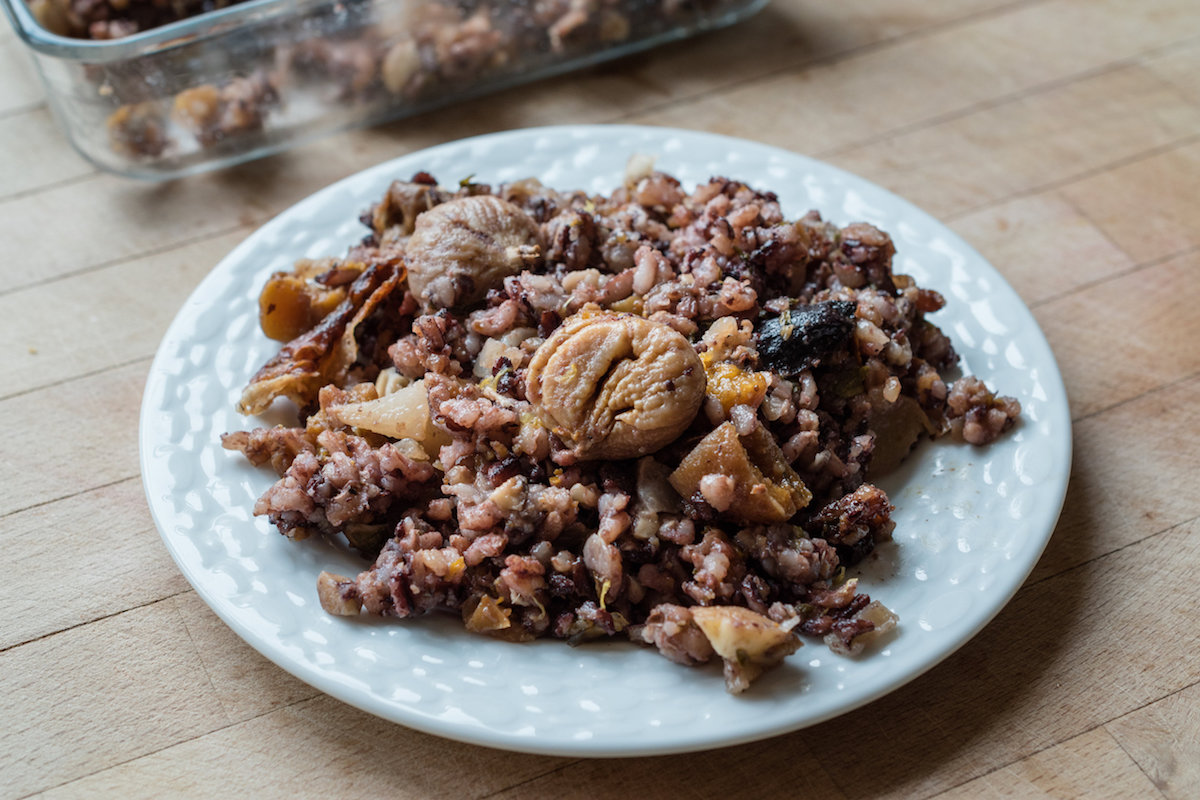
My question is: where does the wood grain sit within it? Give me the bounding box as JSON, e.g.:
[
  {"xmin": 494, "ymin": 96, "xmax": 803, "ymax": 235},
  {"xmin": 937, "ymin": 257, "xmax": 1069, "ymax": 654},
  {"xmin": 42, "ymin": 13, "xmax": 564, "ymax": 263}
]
[
  {"xmin": 0, "ymin": 108, "xmax": 90, "ymax": 199},
  {"xmin": 483, "ymin": 739, "xmax": 846, "ymax": 800},
  {"xmin": 1027, "ymin": 376, "xmax": 1200, "ymax": 583},
  {"xmin": 0, "ymin": 229, "xmax": 251, "ymax": 399},
  {"xmin": 631, "ymin": 0, "xmax": 1200, "ymax": 168},
  {"xmin": 1032, "ymin": 249, "xmax": 1200, "ymax": 420},
  {"xmin": 0, "ymin": 360, "xmax": 146, "ymax": 517},
  {"xmin": 0, "ymin": 37, "xmax": 42, "ymax": 116},
  {"xmin": 827, "ymin": 60, "xmax": 1200, "ymax": 219},
  {"xmin": 0, "ymin": 478, "xmax": 187, "ymax": 650},
  {"xmin": 813, "ymin": 517, "xmax": 1200, "ymax": 799},
  {"xmin": 1107, "ymin": 683, "xmax": 1200, "ymax": 799},
  {"xmin": 0, "ymin": 600, "xmax": 231, "ymax": 798},
  {"xmin": 1142, "ymin": 38, "xmax": 1200, "ymax": 106},
  {"xmin": 1060, "ymin": 139, "xmax": 1200, "ymax": 263},
  {"xmin": 36, "ymin": 694, "xmax": 575, "ymax": 799},
  {"xmin": 168, "ymin": 593, "xmax": 320, "ymax": 722},
  {"xmin": 3, "ymin": 0, "xmax": 1199, "ymax": 797},
  {"xmin": 934, "ymin": 727, "xmax": 1163, "ymax": 799},
  {"xmin": 950, "ymin": 192, "xmax": 1136, "ymax": 306}
]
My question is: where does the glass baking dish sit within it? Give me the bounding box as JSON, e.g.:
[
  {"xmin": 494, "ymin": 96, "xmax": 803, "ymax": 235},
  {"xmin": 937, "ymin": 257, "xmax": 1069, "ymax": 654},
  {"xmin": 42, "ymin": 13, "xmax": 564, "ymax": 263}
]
[{"xmin": 3, "ymin": 0, "xmax": 767, "ymax": 179}]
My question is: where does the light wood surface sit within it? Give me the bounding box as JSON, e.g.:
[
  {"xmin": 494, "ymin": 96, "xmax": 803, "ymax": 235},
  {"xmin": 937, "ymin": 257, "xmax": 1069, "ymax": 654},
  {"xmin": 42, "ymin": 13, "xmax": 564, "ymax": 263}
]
[{"xmin": 3, "ymin": 1, "xmax": 1199, "ymax": 797}]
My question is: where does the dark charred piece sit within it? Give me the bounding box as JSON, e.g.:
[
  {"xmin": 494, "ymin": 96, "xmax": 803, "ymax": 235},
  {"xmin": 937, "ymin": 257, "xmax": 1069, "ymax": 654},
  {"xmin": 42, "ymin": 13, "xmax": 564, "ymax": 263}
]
[{"xmin": 756, "ymin": 300, "xmax": 857, "ymax": 376}]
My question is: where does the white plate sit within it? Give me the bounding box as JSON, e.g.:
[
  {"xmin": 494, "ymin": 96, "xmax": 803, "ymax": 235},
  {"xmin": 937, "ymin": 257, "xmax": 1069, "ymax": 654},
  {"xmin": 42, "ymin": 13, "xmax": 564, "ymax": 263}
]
[{"xmin": 140, "ymin": 125, "xmax": 1071, "ymax": 757}]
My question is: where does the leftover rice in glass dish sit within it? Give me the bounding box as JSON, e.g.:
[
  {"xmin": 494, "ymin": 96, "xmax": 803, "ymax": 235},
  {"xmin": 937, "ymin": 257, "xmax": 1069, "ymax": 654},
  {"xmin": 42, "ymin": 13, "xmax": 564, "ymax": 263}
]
[{"xmin": 3, "ymin": 0, "xmax": 765, "ymax": 176}]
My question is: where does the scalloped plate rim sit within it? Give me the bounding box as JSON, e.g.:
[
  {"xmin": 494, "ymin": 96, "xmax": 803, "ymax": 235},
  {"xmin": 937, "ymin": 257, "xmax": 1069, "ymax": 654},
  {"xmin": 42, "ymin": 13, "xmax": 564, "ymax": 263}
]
[{"xmin": 140, "ymin": 124, "xmax": 1072, "ymax": 757}]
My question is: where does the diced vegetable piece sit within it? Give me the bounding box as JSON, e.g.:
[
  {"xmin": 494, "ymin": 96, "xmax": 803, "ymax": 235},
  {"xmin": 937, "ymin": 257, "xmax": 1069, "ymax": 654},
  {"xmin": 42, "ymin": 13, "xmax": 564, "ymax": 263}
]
[{"xmin": 669, "ymin": 421, "xmax": 812, "ymax": 523}]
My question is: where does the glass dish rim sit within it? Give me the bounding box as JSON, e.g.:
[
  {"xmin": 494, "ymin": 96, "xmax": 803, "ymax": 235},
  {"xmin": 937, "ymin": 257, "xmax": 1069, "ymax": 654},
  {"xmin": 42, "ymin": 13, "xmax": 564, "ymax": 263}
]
[
  {"xmin": 1, "ymin": 0, "xmax": 770, "ymax": 61},
  {"xmin": 1, "ymin": 0, "xmax": 317, "ymax": 60}
]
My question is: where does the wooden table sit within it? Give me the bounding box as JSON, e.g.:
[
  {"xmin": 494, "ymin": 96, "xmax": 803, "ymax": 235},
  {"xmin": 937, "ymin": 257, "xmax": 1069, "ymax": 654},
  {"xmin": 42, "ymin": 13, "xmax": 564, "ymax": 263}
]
[{"xmin": 3, "ymin": 1, "xmax": 1199, "ymax": 797}]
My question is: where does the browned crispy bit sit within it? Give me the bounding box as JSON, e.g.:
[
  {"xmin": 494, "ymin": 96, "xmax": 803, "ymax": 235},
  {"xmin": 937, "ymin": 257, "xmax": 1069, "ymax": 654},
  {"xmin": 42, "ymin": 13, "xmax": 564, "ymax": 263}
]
[
  {"xmin": 238, "ymin": 256, "xmax": 403, "ymax": 415},
  {"xmin": 258, "ymin": 258, "xmax": 366, "ymax": 342}
]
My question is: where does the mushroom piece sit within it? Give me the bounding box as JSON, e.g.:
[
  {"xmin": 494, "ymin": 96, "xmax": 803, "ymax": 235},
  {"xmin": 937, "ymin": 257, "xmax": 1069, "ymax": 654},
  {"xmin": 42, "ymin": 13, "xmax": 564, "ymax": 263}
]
[
  {"xmin": 369, "ymin": 178, "xmax": 450, "ymax": 243},
  {"xmin": 823, "ymin": 600, "xmax": 898, "ymax": 656},
  {"xmin": 867, "ymin": 394, "xmax": 936, "ymax": 477},
  {"xmin": 690, "ymin": 606, "xmax": 801, "ymax": 693},
  {"xmin": 525, "ymin": 310, "xmax": 706, "ymax": 460},
  {"xmin": 317, "ymin": 571, "xmax": 362, "ymax": 616},
  {"xmin": 405, "ymin": 195, "xmax": 541, "ymax": 311},
  {"xmin": 669, "ymin": 421, "xmax": 812, "ymax": 524},
  {"xmin": 635, "ymin": 603, "xmax": 715, "ymax": 666}
]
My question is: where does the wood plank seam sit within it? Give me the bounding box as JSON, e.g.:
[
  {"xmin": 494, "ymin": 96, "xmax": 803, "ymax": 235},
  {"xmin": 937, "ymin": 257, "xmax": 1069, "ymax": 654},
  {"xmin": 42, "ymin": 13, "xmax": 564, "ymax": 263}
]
[
  {"xmin": 9, "ymin": 485, "xmax": 1193, "ymax": 792},
  {"xmin": 171, "ymin": 596, "xmax": 237, "ymax": 726},
  {"xmin": 0, "ymin": 286, "xmax": 1188, "ymax": 610},
  {"xmin": 2, "ymin": 237, "xmax": 1181, "ymax": 440},
  {"xmin": 930, "ymin": 725, "xmax": 1173, "ymax": 800},
  {"xmin": 21, "ymin": 692, "xmax": 321, "ymax": 799},
  {"xmin": 0, "ymin": 586, "xmax": 191, "ymax": 655},
  {"xmin": 606, "ymin": 0, "xmax": 1051, "ymax": 126},
  {"xmin": 0, "ymin": 163, "xmax": 100, "ymax": 210},
  {"xmin": 1023, "ymin": 513, "xmax": 1199, "ymax": 595},
  {"xmin": 20, "ymin": 534, "xmax": 1200, "ymax": 799},
  {"xmin": 0, "ymin": 353, "xmax": 152, "ymax": 404},
  {"xmin": 816, "ymin": 752, "xmax": 852, "ymax": 800},
  {"xmin": 7, "ymin": 127, "xmax": 1197, "ymax": 308},
  {"xmin": 0, "ymin": 220, "xmax": 1192, "ymax": 410},
  {"xmin": 1103, "ymin": 680, "xmax": 1200, "ymax": 796},
  {"xmin": 2, "ymin": 371, "xmax": 1186, "ymax": 528},
  {"xmin": 11, "ymin": 370, "xmax": 1190, "ymax": 659},
  {"xmin": 1052, "ymin": 188, "xmax": 1138, "ymax": 277},
  {"xmin": 7, "ymin": 395, "xmax": 1188, "ymax": 657},
  {"xmin": 815, "ymin": 31, "xmax": 1200, "ymax": 164},
  {"xmin": 0, "ymin": 222, "xmax": 250, "ymax": 301},
  {"xmin": 2, "ymin": 307, "xmax": 1192, "ymax": 582},
  {"xmin": 1027, "ymin": 243, "xmax": 1200, "ymax": 311},
  {"xmin": 1070, "ymin": 368, "xmax": 1200, "ymax": 426},
  {"xmin": 9, "ymin": 40, "xmax": 1200, "ymax": 301},
  {"xmin": 944, "ymin": 130, "xmax": 1200, "ymax": 223},
  {"xmin": 14, "ymin": 522, "xmax": 1195, "ymax": 791},
  {"xmin": 1104, "ymin": 723, "xmax": 1174, "ymax": 799},
  {"xmin": 0, "ymin": 170, "xmax": 95, "ymax": 204},
  {"xmin": 474, "ymin": 759, "xmax": 585, "ymax": 800},
  {"xmin": 0, "ymin": 2, "xmax": 1192, "ymax": 795},
  {"xmin": 0, "ymin": 474, "xmax": 138, "ymax": 523}
]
